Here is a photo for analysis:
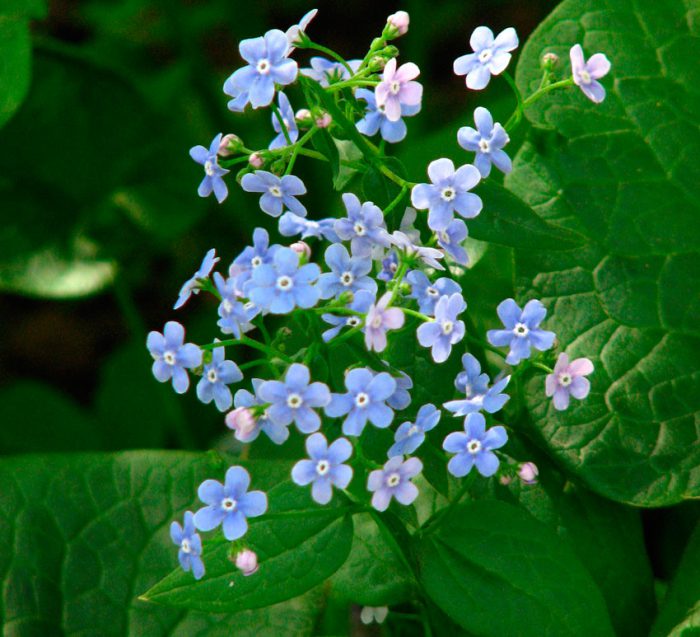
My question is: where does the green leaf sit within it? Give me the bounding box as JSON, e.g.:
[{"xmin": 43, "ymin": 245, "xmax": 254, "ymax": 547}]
[
  {"xmin": 143, "ymin": 481, "xmax": 354, "ymax": 613},
  {"xmin": 417, "ymin": 500, "xmax": 615, "ymax": 637},
  {"xmin": 652, "ymin": 522, "xmax": 700, "ymax": 637},
  {"xmin": 312, "ymin": 128, "xmax": 340, "ymax": 182},
  {"xmin": 506, "ymin": 0, "xmax": 700, "ymax": 506},
  {"xmin": 0, "ymin": 452, "xmax": 323, "ymax": 635}
]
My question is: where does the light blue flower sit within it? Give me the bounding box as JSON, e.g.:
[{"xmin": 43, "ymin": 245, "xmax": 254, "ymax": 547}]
[
  {"xmin": 269, "ymin": 92, "xmax": 298, "ymax": 149},
  {"xmin": 196, "ymin": 343, "xmax": 243, "ymax": 412},
  {"xmin": 244, "ymin": 247, "xmax": 320, "ymax": 314},
  {"xmin": 487, "ymin": 298, "xmax": 556, "ymax": 365},
  {"xmin": 232, "ymin": 227, "xmax": 280, "ymax": 283},
  {"xmin": 301, "ymin": 57, "xmax": 361, "ymax": 86},
  {"xmin": 278, "ymin": 212, "xmax": 340, "ymax": 242},
  {"xmin": 377, "ymin": 251, "xmax": 399, "ymax": 282},
  {"xmin": 214, "ymin": 273, "xmax": 258, "ymax": 338},
  {"xmin": 321, "ymin": 289, "xmax": 375, "ymax": 342},
  {"xmin": 286, "ymin": 9, "xmax": 318, "ymax": 53},
  {"xmin": 436, "ymin": 219, "xmax": 469, "ymax": 266},
  {"xmin": 367, "ymin": 456, "xmax": 422, "ymax": 511},
  {"xmin": 193, "ymin": 466, "xmax": 268, "ymax": 540},
  {"xmin": 232, "ymin": 379, "xmax": 290, "ymax": 444},
  {"xmin": 258, "ymin": 364, "xmax": 331, "ymax": 434},
  {"xmin": 443, "ymin": 353, "xmax": 510, "ymax": 416},
  {"xmin": 406, "ymin": 270, "xmax": 461, "ymax": 315},
  {"xmin": 147, "ymin": 321, "xmax": 202, "ymax": 394},
  {"xmin": 334, "ymin": 193, "xmax": 389, "ymax": 257},
  {"xmin": 355, "ymin": 88, "xmax": 420, "ymax": 144},
  {"xmin": 386, "ymin": 230, "xmax": 445, "ymax": 270},
  {"xmin": 174, "ymin": 248, "xmax": 220, "ymax": 310},
  {"xmin": 411, "ymin": 158, "xmax": 482, "ymax": 232},
  {"xmin": 318, "ymin": 243, "xmax": 377, "ymax": 299},
  {"xmin": 241, "ymin": 171, "xmax": 307, "ymax": 218},
  {"xmin": 326, "ymin": 367, "xmax": 396, "ymax": 436},
  {"xmin": 458, "ymin": 107, "xmax": 511, "ymax": 178},
  {"xmin": 387, "ymin": 370, "xmax": 412, "ymax": 410},
  {"xmin": 443, "ymin": 413, "xmax": 507, "ymax": 477},
  {"xmin": 223, "ymin": 29, "xmax": 298, "ymax": 110},
  {"xmin": 291, "ymin": 433, "xmax": 353, "ymax": 504},
  {"xmin": 170, "ymin": 511, "xmax": 204, "ymax": 580},
  {"xmin": 388, "ymin": 404, "xmax": 441, "ymax": 457},
  {"xmin": 453, "ymin": 26, "xmax": 518, "ymax": 90},
  {"xmin": 189, "ymin": 134, "xmax": 230, "ymax": 203},
  {"xmin": 417, "ymin": 293, "xmax": 466, "ymax": 363},
  {"xmin": 570, "ymin": 44, "xmax": 611, "ymax": 104}
]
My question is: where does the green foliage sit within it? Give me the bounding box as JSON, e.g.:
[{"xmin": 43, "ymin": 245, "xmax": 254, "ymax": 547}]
[{"xmin": 507, "ymin": 0, "xmax": 700, "ymax": 506}]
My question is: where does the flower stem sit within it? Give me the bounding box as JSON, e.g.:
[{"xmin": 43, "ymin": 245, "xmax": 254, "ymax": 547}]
[
  {"xmin": 303, "ymin": 40, "xmax": 355, "ymax": 76},
  {"xmin": 270, "ymin": 102, "xmax": 293, "ymax": 146},
  {"xmin": 402, "ymin": 307, "xmax": 431, "ymax": 322},
  {"xmin": 201, "ymin": 336, "xmax": 292, "ymax": 363}
]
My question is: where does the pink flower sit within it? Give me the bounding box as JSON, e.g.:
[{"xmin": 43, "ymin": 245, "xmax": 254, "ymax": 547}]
[
  {"xmin": 374, "ymin": 58, "xmax": 423, "ymax": 122},
  {"xmin": 570, "ymin": 44, "xmax": 611, "ymax": 104},
  {"xmin": 364, "ymin": 292, "xmax": 405, "ymax": 352},
  {"xmin": 234, "ymin": 549, "xmax": 259, "ymax": 576},
  {"xmin": 545, "ymin": 353, "xmax": 594, "ymax": 410}
]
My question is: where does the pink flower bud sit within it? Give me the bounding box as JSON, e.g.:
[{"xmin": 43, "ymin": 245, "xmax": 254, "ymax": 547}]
[
  {"xmin": 218, "ymin": 133, "xmax": 242, "ymax": 157},
  {"xmin": 542, "ymin": 52, "xmax": 559, "ymax": 69},
  {"xmin": 518, "ymin": 462, "xmax": 539, "ymax": 485},
  {"xmin": 499, "ymin": 474, "xmax": 513, "ymax": 486},
  {"xmin": 290, "ymin": 241, "xmax": 311, "ymax": 259},
  {"xmin": 248, "ymin": 152, "xmax": 264, "ymax": 168},
  {"xmin": 225, "ymin": 407, "xmax": 257, "ymax": 441},
  {"xmin": 387, "ymin": 11, "xmax": 409, "ymax": 37},
  {"xmin": 295, "ymin": 108, "xmax": 312, "ymax": 122},
  {"xmin": 315, "ymin": 112, "xmax": 332, "ymax": 128},
  {"xmin": 234, "ymin": 549, "xmax": 258, "ymax": 576}
]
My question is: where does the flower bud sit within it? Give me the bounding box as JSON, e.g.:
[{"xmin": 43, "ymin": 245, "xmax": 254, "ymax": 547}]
[
  {"xmin": 315, "ymin": 112, "xmax": 332, "ymax": 129},
  {"xmin": 295, "ymin": 108, "xmax": 312, "ymax": 123},
  {"xmin": 386, "ymin": 11, "xmax": 409, "ymax": 38},
  {"xmin": 218, "ymin": 133, "xmax": 243, "ymax": 157},
  {"xmin": 248, "ymin": 152, "xmax": 264, "ymax": 168},
  {"xmin": 360, "ymin": 606, "xmax": 388, "ymax": 625},
  {"xmin": 290, "ymin": 241, "xmax": 311, "ymax": 260},
  {"xmin": 541, "ymin": 52, "xmax": 559, "ymax": 70},
  {"xmin": 234, "ymin": 549, "xmax": 259, "ymax": 576},
  {"xmin": 369, "ymin": 56, "xmax": 387, "ymax": 72},
  {"xmin": 225, "ymin": 407, "xmax": 257, "ymax": 441},
  {"xmin": 518, "ymin": 462, "xmax": 539, "ymax": 485},
  {"xmin": 499, "ymin": 474, "xmax": 513, "ymax": 486}
]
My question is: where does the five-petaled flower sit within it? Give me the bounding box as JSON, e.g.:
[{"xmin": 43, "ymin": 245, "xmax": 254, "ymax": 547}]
[
  {"xmin": 241, "ymin": 171, "xmax": 307, "ymax": 218},
  {"xmin": 291, "ymin": 433, "xmax": 353, "ymax": 504},
  {"xmin": 407, "ymin": 270, "xmax": 461, "ymax": 315},
  {"xmin": 545, "ymin": 353, "xmax": 594, "ymax": 410},
  {"xmin": 367, "ymin": 456, "xmax": 422, "ymax": 511},
  {"xmin": 364, "ymin": 292, "xmax": 405, "ymax": 352},
  {"xmin": 458, "ymin": 107, "xmax": 512, "ymax": 178},
  {"xmin": 147, "ymin": 321, "xmax": 202, "ymax": 394},
  {"xmin": 417, "ymin": 293, "xmax": 467, "ymax": 363},
  {"xmin": 444, "ymin": 353, "xmax": 510, "ymax": 416},
  {"xmin": 375, "ymin": 58, "xmax": 423, "ymax": 122},
  {"xmin": 356, "ymin": 87, "xmax": 420, "ymax": 144},
  {"xmin": 321, "ymin": 289, "xmax": 375, "ymax": 342},
  {"xmin": 196, "ymin": 342, "xmax": 243, "ymax": 412},
  {"xmin": 436, "ymin": 219, "xmax": 469, "ymax": 266},
  {"xmin": 453, "ymin": 26, "xmax": 519, "ymax": 90},
  {"xmin": 570, "ymin": 44, "xmax": 611, "ymax": 103},
  {"xmin": 318, "ymin": 243, "xmax": 378, "ymax": 299},
  {"xmin": 334, "ymin": 193, "xmax": 390, "ymax": 257},
  {"xmin": 190, "ymin": 134, "xmax": 230, "ymax": 203},
  {"xmin": 388, "ymin": 403, "xmax": 441, "ymax": 458},
  {"xmin": 443, "ymin": 412, "xmax": 507, "ymax": 477},
  {"xmin": 170, "ymin": 511, "xmax": 205, "ymax": 580}
]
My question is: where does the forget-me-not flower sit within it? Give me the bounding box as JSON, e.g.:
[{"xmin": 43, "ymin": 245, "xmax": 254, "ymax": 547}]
[
  {"xmin": 386, "ymin": 370, "xmax": 412, "ymax": 410},
  {"xmin": 321, "ymin": 289, "xmax": 374, "ymax": 342},
  {"xmin": 147, "ymin": 321, "xmax": 202, "ymax": 394},
  {"xmin": 269, "ymin": 92, "xmax": 298, "ymax": 149},
  {"xmin": 170, "ymin": 511, "xmax": 204, "ymax": 580},
  {"xmin": 570, "ymin": 44, "xmax": 611, "ymax": 103},
  {"xmin": 334, "ymin": 193, "xmax": 390, "ymax": 257},
  {"xmin": 545, "ymin": 353, "xmax": 594, "ymax": 410},
  {"xmin": 367, "ymin": 456, "xmax": 422, "ymax": 511},
  {"xmin": 377, "ymin": 251, "xmax": 399, "ymax": 282},
  {"xmin": 233, "ymin": 227, "xmax": 280, "ymax": 279},
  {"xmin": 411, "ymin": 158, "xmax": 482, "ymax": 232},
  {"xmin": 386, "ymin": 230, "xmax": 445, "ymax": 270},
  {"xmin": 279, "ymin": 212, "xmax": 340, "ymax": 242},
  {"xmin": 214, "ymin": 273, "xmax": 258, "ymax": 338},
  {"xmin": 487, "ymin": 298, "xmax": 556, "ymax": 365},
  {"xmin": 458, "ymin": 107, "xmax": 511, "ymax": 178},
  {"xmin": 286, "ymin": 9, "xmax": 318, "ymax": 53},
  {"xmin": 417, "ymin": 293, "xmax": 467, "ymax": 363},
  {"xmin": 355, "ymin": 88, "xmax": 420, "ymax": 144},
  {"xmin": 453, "ymin": 26, "xmax": 519, "ymax": 90},
  {"xmin": 232, "ymin": 379, "xmax": 290, "ymax": 444},
  {"xmin": 190, "ymin": 134, "xmax": 230, "ymax": 203},
  {"xmin": 443, "ymin": 412, "xmax": 507, "ymax": 477},
  {"xmin": 291, "ymin": 433, "xmax": 353, "ymax": 504},
  {"xmin": 375, "ymin": 58, "xmax": 423, "ymax": 122},
  {"xmin": 407, "ymin": 270, "xmax": 461, "ymax": 315},
  {"xmin": 301, "ymin": 57, "xmax": 361, "ymax": 86},
  {"xmin": 436, "ymin": 219, "xmax": 469, "ymax": 266},
  {"xmin": 365, "ymin": 292, "xmax": 405, "ymax": 353},
  {"xmin": 196, "ymin": 343, "xmax": 243, "ymax": 412},
  {"xmin": 318, "ymin": 243, "xmax": 377, "ymax": 299},
  {"xmin": 443, "ymin": 353, "xmax": 510, "ymax": 416},
  {"xmin": 174, "ymin": 248, "xmax": 219, "ymax": 310},
  {"xmin": 326, "ymin": 367, "xmax": 397, "ymax": 436},
  {"xmin": 388, "ymin": 404, "xmax": 441, "ymax": 458},
  {"xmin": 241, "ymin": 171, "xmax": 307, "ymax": 218},
  {"xmin": 193, "ymin": 466, "xmax": 267, "ymax": 540},
  {"xmin": 258, "ymin": 363, "xmax": 331, "ymax": 433}
]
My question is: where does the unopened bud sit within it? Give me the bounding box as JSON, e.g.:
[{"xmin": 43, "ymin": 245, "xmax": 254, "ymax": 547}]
[
  {"xmin": 369, "ymin": 56, "xmax": 386, "ymax": 72},
  {"xmin": 290, "ymin": 241, "xmax": 312, "ymax": 260},
  {"xmin": 218, "ymin": 133, "xmax": 243, "ymax": 157},
  {"xmin": 295, "ymin": 108, "xmax": 312, "ymax": 123},
  {"xmin": 386, "ymin": 11, "xmax": 409, "ymax": 38},
  {"xmin": 499, "ymin": 474, "xmax": 513, "ymax": 486},
  {"xmin": 225, "ymin": 407, "xmax": 257, "ymax": 441},
  {"xmin": 541, "ymin": 52, "xmax": 559, "ymax": 70},
  {"xmin": 248, "ymin": 152, "xmax": 264, "ymax": 168},
  {"xmin": 315, "ymin": 112, "xmax": 332, "ymax": 128},
  {"xmin": 518, "ymin": 462, "xmax": 539, "ymax": 485},
  {"xmin": 360, "ymin": 606, "xmax": 388, "ymax": 625},
  {"xmin": 234, "ymin": 549, "xmax": 259, "ymax": 576}
]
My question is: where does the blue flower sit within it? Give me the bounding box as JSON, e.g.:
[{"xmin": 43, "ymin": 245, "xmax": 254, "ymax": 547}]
[
  {"xmin": 487, "ymin": 298, "xmax": 556, "ymax": 365},
  {"xmin": 436, "ymin": 219, "xmax": 469, "ymax": 266},
  {"xmin": 301, "ymin": 57, "xmax": 361, "ymax": 86},
  {"xmin": 377, "ymin": 251, "xmax": 399, "ymax": 282},
  {"xmin": 411, "ymin": 158, "xmax": 482, "ymax": 232},
  {"xmin": 279, "ymin": 212, "xmax": 340, "ymax": 242},
  {"xmin": 458, "ymin": 107, "xmax": 511, "ymax": 178},
  {"xmin": 241, "ymin": 171, "xmax": 307, "ymax": 218},
  {"xmin": 386, "ymin": 230, "xmax": 445, "ymax": 270},
  {"xmin": 570, "ymin": 44, "xmax": 611, "ymax": 104},
  {"xmin": 233, "ymin": 227, "xmax": 280, "ymax": 283},
  {"xmin": 193, "ymin": 466, "xmax": 268, "ymax": 540},
  {"xmin": 355, "ymin": 88, "xmax": 420, "ymax": 144},
  {"xmin": 189, "ymin": 134, "xmax": 230, "ymax": 203},
  {"xmin": 417, "ymin": 293, "xmax": 466, "ymax": 363},
  {"xmin": 321, "ymin": 289, "xmax": 374, "ymax": 342},
  {"xmin": 387, "ymin": 370, "xmax": 412, "ymax": 410},
  {"xmin": 232, "ymin": 379, "xmax": 290, "ymax": 444},
  {"xmin": 443, "ymin": 353, "xmax": 510, "ymax": 416},
  {"xmin": 214, "ymin": 273, "xmax": 258, "ymax": 338},
  {"xmin": 258, "ymin": 364, "xmax": 331, "ymax": 434},
  {"xmin": 174, "ymin": 248, "xmax": 220, "ymax": 310},
  {"xmin": 318, "ymin": 243, "xmax": 377, "ymax": 300},
  {"xmin": 291, "ymin": 433, "xmax": 353, "ymax": 504},
  {"xmin": 147, "ymin": 321, "xmax": 202, "ymax": 394},
  {"xmin": 388, "ymin": 404, "xmax": 441, "ymax": 457},
  {"xmin": 443, "ymin": 413, "xmax": 507, "ymax": 477},
  {"xmin": 367, "ymin": 456, "xmax": 422, "ymax": 511},
  {"xmin": 406, "ymin": 270, "xmax": 461, "ymax": 315},
  {"xmin": 334, "ymin": 193, "xmax": 389, "ymax": 257},
  {"xmin": 453, "ymin": 26, "xmax": 518, "ymax": 90},
  {"xmin": 170, "ymin": 511, "xmax": 204, "ymax": 580},
  {"xmin": 244, "ymin": 246, "xmax": 320, "ymax": 314},
  {"xmin": 223, "ymin": 29, "xmax": 298, "ymax": 110},
  {"xmin": 269, "ymin": 92, "xmax": 298, "ymax": 150},
  {"xmin": 326, "ymin": 367, "xmax": 396, "ymax": 436},
  {"xmin": 196, "ymin": 343, "xmax": 244, "ymax": 412}
]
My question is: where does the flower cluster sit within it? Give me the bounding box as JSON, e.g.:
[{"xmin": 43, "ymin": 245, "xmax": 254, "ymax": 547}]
[{"xmin": 154, "ymin": 9, "xmax": 607, "ymax": 581}]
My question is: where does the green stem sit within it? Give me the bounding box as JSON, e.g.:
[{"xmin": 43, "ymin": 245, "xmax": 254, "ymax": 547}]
[
  {"xmin": 402, "ymin": 307, "xmax": 431, "ymax": 322},
  {"xmin": 201, "ymin": 336, "xmax": 292, "ymax": 363},
  {"xmin": 326, "ymin": 78, "xmax": 379, "ymax": 92},
  {"xmin": 296, "ymin": 147, "xmax": 328, "ymax": 161},
  {"xmin": 384, "ymin": 184, "xmax": 408, "ymax": 215},
  {"xmin": 271, "ymin": 102, "xmax": 293, "ymax": 146},
  {"xmin": 523, "ymin": 77, "xmax": 575, "ymax": 106},
  {"xmin": 532, "ymin": 361, "xmax": 554, "ymax": 374},
  {"xmin": 380, "ymin": 163, "xmax": 416, "ymax": 188},
  {"xmin": 388, "ymin": 261, "xmax": 409, "ymax": 306},
  {"xmin": 303, "ymin": 40, "xmax": 355, "ymax": 75}
]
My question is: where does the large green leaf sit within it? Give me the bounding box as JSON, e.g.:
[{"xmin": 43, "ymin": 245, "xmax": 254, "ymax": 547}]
[
  {"xmin": 506, "ymin": 0, "xmax": 700, "ymax": 506},
  {"xmin": 143, "ymin": 481, "xmax": 354, "ymax": 613},
  {"xmin": 417, "ymin": 500, "xmax": 615, "ymax": 637},
  {"xmin": 0, "ymin": 452, "xmax": 322, "ymax": 635}
]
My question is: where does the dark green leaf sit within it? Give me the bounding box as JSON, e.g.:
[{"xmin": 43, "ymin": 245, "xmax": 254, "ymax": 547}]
[{"xmin": 312, "ymin": 128, "xmax": 341, "ymax": 182}]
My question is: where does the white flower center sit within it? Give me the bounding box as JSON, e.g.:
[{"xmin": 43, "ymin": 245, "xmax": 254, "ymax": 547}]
[
  {"xmin": 478, "ymin": 48, "xmax": 493, "ymax": 63},
  {"xmin": 269, "ymin": 185, "xmax": 282, "ymax": 197},
  {"xmin": 467, "ymin": 439, "xmax": 482, "ymax": 454},
  {"xmin": 439, "ymin": 230, "xmax": 450, "ymax": 244},
  {"xmin": 207, "ymin": 369, "xmax": 218, "ymax": 383},
  {"xmin": 558, "ymin": 372, "xmax": 573, "ymax": 387},
  {"xmin": 386, "ymin": 472, "xmax": 401, "ymax": 488},
  {"xmin": 355, "ymin": 392, "xmax": 370, "ymax": 408},
  {"xmin": 347, "ymin": 316, "xmax": 362, "ymax": 327},
  {"xmin": 251, "ymin": 256, "xmax": 262, "ymax": 268},
  {"xmin": 340, "ymin": 271, "xmax": 354, "ymax": 286},
  {"xmin": 353, "ymin": 222, "xmax": 367, "ymax": 236},
  {"xmin": 287, "ymin": 393, "xmax": 303, "ymax": 408},
  {"xmin": 427, "ymin": 286, "xmax": 439, "ymax": 297},
  {"xmin": 478, "ymin": 138, "xmax": 491, "ymax": 153},
  {"xmin": 256, "ymin": 58, "xmax": 271, "ymax": 74},
  {"xmin": 181, "ymin": 538, "xmax": 191, "ymax": 553},
  {"xmin": 390, "ymin": 80, "xmax": 401, "ymax": 94},
  {"xmin": 163, "ymin": 350, "xmax": 176, "ymax": 365},
  {"xmin": 442, "ymin": 320, "xmax": 454, "ymax": 334},
  {"xmin": 370, "ymin": 315, "xmax": 383, "ymax": 328},
  {"xmin": 514, "ymin": 322, "xmax": 529, "ymax": 337},
  {"xmin": 389, "ymin": 262, "xmax": 398, "ymax": 273},
  {"xmin": 440, "ymin": 186, "xmax": 456, "ymax": 202},
  {"xmin": 222, "ymin": 497, "xmax": 237, "ymax": 511},
  {"xmin": 277, "ymin": 275, "xmax": 293, "ymax": 291},
  {"xmin": 204, "ymin": 160, "xmax": 216, "ymax": 176},
  {"xmin": 579, "ymin": 69, "xmax": 592, "ymax": 84},
  {"xmin": 222, "ymin": 299, "xmax": 233, "ymax": 313},
  {"xmin": 316, "ymin": 460, "xmax": 330, "ymax": 476},
  {"xmin": 407, "ymin": 425, "xmax": 419, "ymax": 437},
  {"xmin": 464, "ymin": 382, "xmax": 473, "ymax": 398}
]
